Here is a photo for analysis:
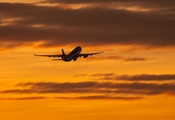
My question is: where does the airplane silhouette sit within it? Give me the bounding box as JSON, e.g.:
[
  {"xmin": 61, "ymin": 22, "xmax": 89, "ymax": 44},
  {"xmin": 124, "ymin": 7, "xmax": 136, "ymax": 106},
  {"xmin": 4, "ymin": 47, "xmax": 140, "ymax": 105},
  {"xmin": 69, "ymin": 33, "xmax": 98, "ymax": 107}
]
[{"xmin": 34, "ymin": 46, "xmax": 104, "ymax": 62}]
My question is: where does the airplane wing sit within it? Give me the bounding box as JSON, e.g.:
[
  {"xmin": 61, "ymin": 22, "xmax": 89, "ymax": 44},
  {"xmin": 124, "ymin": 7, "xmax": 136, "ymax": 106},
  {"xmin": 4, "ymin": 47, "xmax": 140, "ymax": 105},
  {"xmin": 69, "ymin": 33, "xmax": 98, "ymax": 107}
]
[
  {"xmin": 79, "ymin": 51, "xmax": 104, "ymax": 58},
  {"xmin": 34, "ymin": 54, "xmax": 63, "ymax": 58}
]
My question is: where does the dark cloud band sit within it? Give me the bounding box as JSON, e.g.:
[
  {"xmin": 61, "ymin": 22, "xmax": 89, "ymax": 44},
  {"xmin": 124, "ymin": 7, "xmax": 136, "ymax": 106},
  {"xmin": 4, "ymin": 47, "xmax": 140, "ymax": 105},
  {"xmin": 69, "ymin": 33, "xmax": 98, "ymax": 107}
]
[
  {"xmin": 90, "ymin": 73, "xmax": 175, "ymax": 81},
  {"xmin": 0, "ymin": 2, "xmax": 175, "ymax": 49},
  {"xmin": 1, "ymin": 81, "xmax": 175, "ymax": 96}
]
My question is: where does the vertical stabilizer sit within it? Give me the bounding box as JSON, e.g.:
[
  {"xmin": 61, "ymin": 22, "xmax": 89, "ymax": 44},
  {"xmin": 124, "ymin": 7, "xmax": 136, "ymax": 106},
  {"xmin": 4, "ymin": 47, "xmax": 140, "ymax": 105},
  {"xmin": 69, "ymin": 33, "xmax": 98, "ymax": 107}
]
[
  {"xmin": 61, "ymin": 49, "xmax": 68, "ymax": 61},
  {"xmin": 62, "ymin": 49, "xmax": 66, "ymax": 56}
]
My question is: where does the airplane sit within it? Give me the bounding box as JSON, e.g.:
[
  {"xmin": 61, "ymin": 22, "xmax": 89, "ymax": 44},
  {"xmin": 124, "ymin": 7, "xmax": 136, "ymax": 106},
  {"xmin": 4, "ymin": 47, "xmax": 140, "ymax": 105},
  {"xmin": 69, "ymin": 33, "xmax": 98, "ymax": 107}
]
[{"xmin": 34, "ymin": 46, "xmax": 104, "ymax": 62}]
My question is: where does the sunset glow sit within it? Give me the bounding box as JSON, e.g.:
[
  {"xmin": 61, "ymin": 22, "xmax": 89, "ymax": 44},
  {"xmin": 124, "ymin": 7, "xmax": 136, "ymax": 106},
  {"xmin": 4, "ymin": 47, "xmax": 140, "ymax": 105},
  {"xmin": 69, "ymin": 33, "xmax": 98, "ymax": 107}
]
[{"xmin": 0, "ymin": 0, "xmax": 175, "ymax": 120}]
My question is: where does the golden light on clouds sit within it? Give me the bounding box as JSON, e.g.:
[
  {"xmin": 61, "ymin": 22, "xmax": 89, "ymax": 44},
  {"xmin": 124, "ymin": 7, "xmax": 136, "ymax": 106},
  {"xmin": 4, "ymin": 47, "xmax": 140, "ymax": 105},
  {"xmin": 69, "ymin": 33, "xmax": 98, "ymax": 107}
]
[
  {"xmin": 0, "ymin": 0, "xmax": 37, "ymax": 3},
  {"xmin": 0, "ymin": 0, "xmax": 175, "ymax": 120}
]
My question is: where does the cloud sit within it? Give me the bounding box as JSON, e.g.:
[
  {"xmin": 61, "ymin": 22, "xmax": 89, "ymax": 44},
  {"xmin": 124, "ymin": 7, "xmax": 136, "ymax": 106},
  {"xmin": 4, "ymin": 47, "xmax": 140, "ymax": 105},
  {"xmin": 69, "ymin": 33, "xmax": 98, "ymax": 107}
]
[
  {"xmin": 54, "ymin": 96, "xmax": 144, "ymax": 100},
  {"xmin": 1, "ymin": 81, "xmax": 175, "ymax": 96},
  {"xmin": 0, "ymin": 96, "xmax": 46, "ymax": 100},
  {"xmin": 116, "ymin": 74, "xmax": 175, "ymax": 81},
  {"xmin": 90, "ymin": 73, "xmax": 175, "ymax": 81},
  {"xmin": 0, "ymin": 2, "xmax": 175, "ymax": 49},
  {"xmin": 88, "ymin": 56, "xmax": 148, "ymax": 62},
  {"xmin": 0, "ymin": 96, "xmax": 143, "ymax": 101},
  {"xmin": 41, "ymin": 0, "xmax": 175, "ymax": 7},
  {"xmin": 41, "ymin": 0, "xmax": 175, "ymax": 14}
]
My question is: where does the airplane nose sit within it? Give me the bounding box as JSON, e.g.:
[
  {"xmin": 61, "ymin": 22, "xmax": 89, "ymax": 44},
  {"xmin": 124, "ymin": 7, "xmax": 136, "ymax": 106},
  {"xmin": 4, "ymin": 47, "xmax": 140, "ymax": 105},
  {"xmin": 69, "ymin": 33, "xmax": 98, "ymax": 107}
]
[{"xmin": 77, "ymin": 46, "xmax": 82, "ymax": 51}]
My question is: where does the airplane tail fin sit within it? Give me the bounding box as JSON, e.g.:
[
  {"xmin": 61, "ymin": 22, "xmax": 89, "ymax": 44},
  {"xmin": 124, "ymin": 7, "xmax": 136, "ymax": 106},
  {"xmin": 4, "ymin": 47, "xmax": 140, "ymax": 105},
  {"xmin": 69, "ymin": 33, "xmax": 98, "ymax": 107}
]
[
  {"xmin": 62, "ymin": 49, "xmax": 66, "ymax": 56},
  {"xmin": 61, "ymin": 48, "xmax": 68, "ymax": 61}
]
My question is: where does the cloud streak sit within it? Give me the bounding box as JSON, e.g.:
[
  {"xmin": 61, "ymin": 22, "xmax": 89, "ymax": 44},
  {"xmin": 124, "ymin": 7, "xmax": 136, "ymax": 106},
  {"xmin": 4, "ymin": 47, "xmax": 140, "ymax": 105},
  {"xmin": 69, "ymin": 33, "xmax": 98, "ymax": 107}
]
[
  {"xmin": 1, "ymin": 81, "xmax": 175, "ymax": 97},
  {"xmin": 88, "ymin": 56, "xmax": 148, "ymax": 62},
  {"xmin": 54, "ymin": 96, "xmax": 144, "ymax": 100},
  {"xmin": 0, "ymin": 96, "xmax": 46, "ymax": 101},
  {"xmin": 0, "ymin": 96, "xmax": 143, "ymax": 101},
  {"xmin": 41, "ymin": 0, "xmax": 175, "ymax": 8},
  {"xmin": 0, "ymin": 2, "xmax": 175, "ymax": 49},
  {"xmin": 90, "ymin": 73, "xmax": 175, "ymax": 81}
]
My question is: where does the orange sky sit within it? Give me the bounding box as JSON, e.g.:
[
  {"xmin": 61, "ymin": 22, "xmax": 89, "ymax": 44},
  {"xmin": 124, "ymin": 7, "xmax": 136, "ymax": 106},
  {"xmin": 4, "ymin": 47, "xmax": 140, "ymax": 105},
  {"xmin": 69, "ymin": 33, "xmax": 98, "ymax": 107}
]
[{"xmin": 0, "ymin": 0, "xmax": 175, "ymax": 120}]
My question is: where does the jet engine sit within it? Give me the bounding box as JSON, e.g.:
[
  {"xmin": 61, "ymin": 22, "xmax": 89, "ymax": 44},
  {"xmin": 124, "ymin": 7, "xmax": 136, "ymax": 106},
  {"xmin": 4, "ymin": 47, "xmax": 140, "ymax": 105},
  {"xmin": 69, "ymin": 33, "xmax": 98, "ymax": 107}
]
[
  {"xmin": 73, "ymin": 58, "xmax": 77, "ymax": 61},
  {"xmin": 84, "ymin": 55, "xmax": 88, "ymax": 58}
]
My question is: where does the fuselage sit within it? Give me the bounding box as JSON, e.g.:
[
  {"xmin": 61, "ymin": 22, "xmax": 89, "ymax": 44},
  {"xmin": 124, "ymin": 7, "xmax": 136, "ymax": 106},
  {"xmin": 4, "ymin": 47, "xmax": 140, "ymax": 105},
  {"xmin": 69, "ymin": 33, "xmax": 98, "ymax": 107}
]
[{"xmin": 62, "ymin": 46, "xmax": 82, "ymax": 62}]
